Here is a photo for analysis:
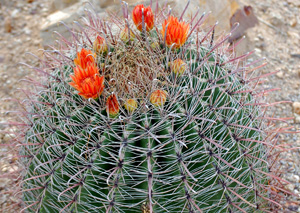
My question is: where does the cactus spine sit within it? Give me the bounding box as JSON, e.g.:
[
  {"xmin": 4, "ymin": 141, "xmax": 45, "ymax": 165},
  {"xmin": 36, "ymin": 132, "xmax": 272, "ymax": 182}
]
[{"xmin": 14, "ymin": 2, "xmax": 286, "ymax": 212}]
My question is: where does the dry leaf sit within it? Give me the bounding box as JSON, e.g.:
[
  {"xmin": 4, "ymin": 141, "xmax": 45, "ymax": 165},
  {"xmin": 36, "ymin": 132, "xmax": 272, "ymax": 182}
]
[
  {"xmin": 229, "ymin": 6, "xmax": 259, "ymax": 43},
  {"xmin": 4, "ymin": 17, "xmax": 12, "ymax": 33}
]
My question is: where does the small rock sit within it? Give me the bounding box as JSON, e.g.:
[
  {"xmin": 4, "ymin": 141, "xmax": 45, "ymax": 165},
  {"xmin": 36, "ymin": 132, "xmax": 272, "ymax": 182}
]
[
  {"xmin": 288, "ymin": 204, "xmax": 299, "ymax": 212},
  {"xmin": 8, "ymin": 165, "xmax": 18, "ymax": 173},
  {"xmin": 280, "ymin": 160, "xmax": 286, "ymax": 165},
  {"xmin": 269, "ymin": 12, "xmax": 284, "ymax": 26},
  {"xmin": 276, "ymin": 71, "xmax": 284, "ymax": 78},
  {"xmin": 257, "ymin": 34, "xmax": 264, "ymax": 40},
  {"xmin": 290, "ymin": 18, "xmax": 297, "ymax": 27},
  {"xmin": 293, "ymin": 102, "xmax": 300, "ymax": 115},
  {"xmin": 2, "ymin": 133, "xmax": 14, "ymax": 143},
  {"xmin": 0, "ymin": 178, "xmax": 10, "ymax": 190},
  {"xmin": 288, "ymin": 174, "xmax": 300, "ymax": 183},
  {"xmin": 292, "ymin": 54, "xmax": 300, "ymax": 59},
  {"xmin": 0, "ymin": 56, "xmax": 4, "ymax": 63},
  {"xmin": 286, "ymin": 183, "xmax": 295, "ymax": 191},
  {"xmin": 11, "ymin": 9, "xmax": 19, "ymax": 18},
  {"xmin": 294, "ymin": 82, "xmax": 300, "ymax": 90},
  {"xmin": 288, "ymin": 31, "xmax": 300, "ymax": 40},
  {"xmin": 24, "ymin": 27, "xmax": 32, "ymax": 35}
]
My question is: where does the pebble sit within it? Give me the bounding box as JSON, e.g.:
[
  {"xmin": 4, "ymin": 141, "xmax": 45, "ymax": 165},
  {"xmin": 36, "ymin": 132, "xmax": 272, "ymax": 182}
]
[
  {"xmin": 254, "ymin": 48, "xmax": 262, "ymax": 56},
  {"xmin": 294, "ymin": 114, "xmax": 300, "ymax": 123},
  {"xmin": 11, "ymin": 9, "xmax": 19, "ymax": 18},
  {"xmin": 24, "ymin": 27, "xmax": 32, "ymax": 35},
  {"xmin": 280, "ymin": 160, "xmax": 286, "ymax": 165},
  {"xmin": 276, "ymin": 71, "xmax": 284, "ymax": 78},
  {"xmin": 288, "ymin": 174, "xmax": 300, "ymax": 183},
  {"xmin": 290, "ymin": 18, "xmax": 297, "ymax": 27},
  {"xmin": 286, "ymin": 183, "xmax": 295, "ymax": 191},
  {"xmin": 269, "ymin": 11, "xmax": 284, "ymax": 26},
  {"xmin": 288, "ymin": 31, "xmax": 300, "ymax": 40},
  {"xmin": 2, "ymin": 133, "xmax": 14, "ymax": 143},
  {"xmin": 288, "ymin": 204, "xmax": 299, "ymax": 212},
  {"xmin": 0, "ymin": 122, "xmax": 6, "ymax": 130},
  {"xmin": 293, "ymin": 102, "xmax": 300, "ymax": 115},
  {"xmin": 0, "ymin": 178, "xmax": 10, "ymax": 190}
]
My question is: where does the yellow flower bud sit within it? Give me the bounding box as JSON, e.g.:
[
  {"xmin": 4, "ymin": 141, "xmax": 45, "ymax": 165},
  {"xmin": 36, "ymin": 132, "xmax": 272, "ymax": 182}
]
[
  {"xmin": 171, "ymin": 59, "xmax": 187, "ymax": 75},
  {"xmin": 151, "ymin": 41, "xmax": 160, "ymax": 49},
  {"xmin": 124, "ymin": 99, "xmax": 138, "ymax": 113},
  {"xmin": 120, "ymin": 27, "xmax": 135, "ymax": 42},
  {"xmin": 150, "ymin": 90, "xmax": 167, "ymax": 107},
  {"xmin": 93, "ymin": 35, "xmax": 108, "ymax": 54}
]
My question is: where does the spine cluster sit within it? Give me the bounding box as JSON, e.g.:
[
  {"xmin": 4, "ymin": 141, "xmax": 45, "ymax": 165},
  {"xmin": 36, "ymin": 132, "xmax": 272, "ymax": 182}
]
[{"xmin": 11, "ymin": 2, "xmax": 288, "ymax": 212}]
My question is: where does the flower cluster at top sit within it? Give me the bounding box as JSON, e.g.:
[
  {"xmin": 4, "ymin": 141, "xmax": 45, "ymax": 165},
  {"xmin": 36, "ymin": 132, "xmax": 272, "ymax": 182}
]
[{"xmin": 69, "ymin": 4, "xmax": 190, "ymax": 117}]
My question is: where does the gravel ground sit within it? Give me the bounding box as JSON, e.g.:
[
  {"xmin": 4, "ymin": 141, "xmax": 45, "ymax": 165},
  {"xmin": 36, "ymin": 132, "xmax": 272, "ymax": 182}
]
[
  {"xmin": 241, "ymin": 0, "xmax": 300, "ymax": 211},
  {"xmin": 0, "ymin": 0, "xmax": 299, "ymax": 212}
]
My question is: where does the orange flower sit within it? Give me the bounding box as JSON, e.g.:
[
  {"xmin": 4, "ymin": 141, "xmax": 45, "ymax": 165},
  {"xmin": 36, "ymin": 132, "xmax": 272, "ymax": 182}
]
[
  {"xmin": 93, "ymin": 35, "xmax": 108, "ymax": 54},
  {"xmin": 161, "ymin": 16, "xmax": 189, "ymax": 49},
  {"xmin": 150, "ymin": 90, "xmax": 167, "ymax": 107},
  {"xmin": 106, "ymin": 94, "xmax": 119, "ymax": 118},
  {"xmin": 171, "ymin": 59, "xmax": 187, "ymax": 75},
  {"xmin": 74, "ymin": 48, "xmax": 96, "ymax": 70},
  {"xmin": 69, "ymin": 63, "xmax": 104, "ymax": 99},
  {"xmin": 132, "ymin": 4, "xmax": 154, "ymax": 32}
]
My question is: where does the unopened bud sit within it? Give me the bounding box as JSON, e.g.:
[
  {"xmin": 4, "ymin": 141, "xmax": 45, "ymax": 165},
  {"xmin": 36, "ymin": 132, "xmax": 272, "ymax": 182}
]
[
  {"xmin": 124, "ymin": 99, "xmax": 138, "ymax": 113},
  {"xmin": 150, "ymin": 90, "xmax": 167, "ymax": 107},
  {"xmin": 151, "ymin": 42, "xmax": 160, "ymax": 49},
  {"xmin": 93, "ymin": 35, "xmax": 108, "ymax": 54},
  {"xmin": 106, "ymin": 94, "xmax": 119, "ymax": 118},
  {"xmin": 171, "ymin": 59, "xmax": 187, "ymax": 75},
  {"xmin": 120, "ymin": 27, "xmax": 135, "ymax": 42}
]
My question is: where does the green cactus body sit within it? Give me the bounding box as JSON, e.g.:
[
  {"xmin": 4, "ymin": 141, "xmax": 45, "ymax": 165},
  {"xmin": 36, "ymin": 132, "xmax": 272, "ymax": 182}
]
[{"xmin": 18, "ymin": 2, "xmax": 282, "ymax": 213}]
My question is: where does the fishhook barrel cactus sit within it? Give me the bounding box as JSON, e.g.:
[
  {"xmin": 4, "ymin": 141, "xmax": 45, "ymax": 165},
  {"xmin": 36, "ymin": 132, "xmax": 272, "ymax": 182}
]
[{"xmin": 13, "ymin": 1, "xmax": 288, "ymax": 212}]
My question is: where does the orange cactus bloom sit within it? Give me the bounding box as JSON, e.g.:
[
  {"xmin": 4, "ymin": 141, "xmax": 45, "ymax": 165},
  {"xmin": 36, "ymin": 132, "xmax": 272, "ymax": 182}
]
[
  {"xmin": 93, "ymin": 35, "xmax": 108, "ymax": 54},
  {"xmin": 74, "ymin": 48, "xmax": 96, "ymax": 70},
  {"xmin": 150, "ymin": 90, "xmax": 167, "ymax": 107},
  {"xmin": 69, "ymin": 63, "xmax": 104, "ymax": 99},
  {"xmin": 132, "ymin": 4, "xmax": 154, "ymax": 32},
  {"xmin": 106, "ymin": 94, "xmax": 120, "ymax": 118},
  {"xmin": 161, "ymin": 16, "xmax": 190, "ymax": 49}
]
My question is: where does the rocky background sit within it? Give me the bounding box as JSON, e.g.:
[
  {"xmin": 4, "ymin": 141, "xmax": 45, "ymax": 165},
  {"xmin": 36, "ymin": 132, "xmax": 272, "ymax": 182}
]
[{"xmin": 0, "ymin": 0, "xmax": 299, "ymax": 212}]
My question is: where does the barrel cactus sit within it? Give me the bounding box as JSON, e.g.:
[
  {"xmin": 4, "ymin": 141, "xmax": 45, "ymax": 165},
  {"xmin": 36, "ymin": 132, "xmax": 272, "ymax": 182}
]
[{"xmin": 15, "ymin": 2, "xmax": 286, "ymax": 212}]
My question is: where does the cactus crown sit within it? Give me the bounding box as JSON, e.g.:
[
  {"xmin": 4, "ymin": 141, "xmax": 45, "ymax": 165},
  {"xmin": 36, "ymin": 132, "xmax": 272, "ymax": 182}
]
[{"xmin": 11, "ymin": 1, "xmax": 288, "ymax": 212}]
